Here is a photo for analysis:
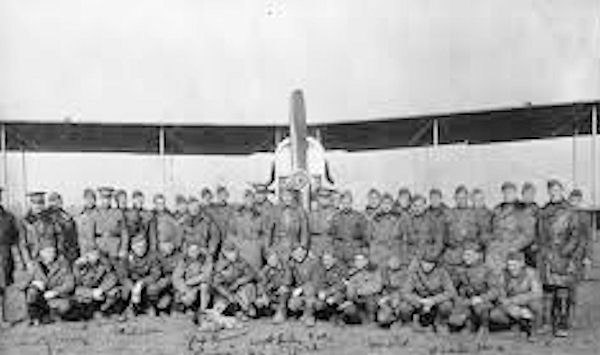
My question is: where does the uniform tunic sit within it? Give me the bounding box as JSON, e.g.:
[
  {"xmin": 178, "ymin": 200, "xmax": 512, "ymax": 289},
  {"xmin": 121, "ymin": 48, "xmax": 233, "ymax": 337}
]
[
  {"xmin": 402, "ymin": 212, "xmax": 444, "ymax": 268},
  {"xmin": 0, "ymin": 207, "xmax": 19, "ymax": 288},
  {"xmin": 47, "ymin": 207, "xmax": 79, "ymax": 263},
  {"xmin": 329, "ymin": 209, "xmax": 369, "ymax": 262},
  {"xmin": 148, "ymin": 211, "xmax": 183, "ymax": 251},
  {"xmin": 308, "ymin": 206, "xmax": 336, "ymax": 255},
  {"xmin": 181, "ymin": 212, "xmax": 221, "ymax": 260},
  {"xmin": 368, "ymin": 211, "xmax": 402, "ymax": 266},
  {"xmin": 73, "ymin": 256, "xmax": 119, "ymax": 304},
  {"xmin": 227, "ymin": 206, "xmax": 265, "ymax": 271},
  {"xmin": 89, "ymin": 208, "xmax": 128, "ymax": 259},
  {"xmin": 487, "ymin": 202, "xmax": 536, "ymax": 269},
  {"xmin": 443, "ymin": 207, "xmax": 483, "ymax": 278},
  {"xmin": 266, "ymin": 205, "xmax": 309, "ymax": 258},
  {"xmin": 21, "ymin": 211, "xmax": 61, "ymax": 266}
]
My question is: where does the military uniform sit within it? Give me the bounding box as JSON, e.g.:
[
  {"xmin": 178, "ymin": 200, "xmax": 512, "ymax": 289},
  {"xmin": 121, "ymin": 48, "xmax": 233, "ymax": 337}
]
[
  {"xmin": 287, "ymin": 253, "xmax": 321, "ymax": 321},
  {"xmin": 172, "ymin": 251, "xmax": 212, "ymax": 311},
  {"xmin": 425, "ymin": 203, "xmax": 449, "ymax": 231},
  {"xmin": 256, "ymin": 260, "xmax": 292, "ymax": 317},
  {"xmin": 47, "ymin": 206, "xmax": 79, "ymax": 263},
  {"xmin": 376, "ymin": 264, "xmax": 409, "ymax": 326},
  {"xmin": 402, "ymin": 212, "xmax": 444, "ymax": 268},
  {"xmin": 265, "ymin": 205, "xmax": 309, "ymax": 259},
  {"xmin": 473, "ymin": 206, "xmax": 493, "ymax": 236},
  {"xmin": 227, "ymin": 206, "xmax": 266, "ymax": 271},
  {"xmin": 123, "ymin": 207, "xmax": 153, "ymax": 250},
  {"xmin": 329, "ymin": 209, "xmax": 369, "ymax": 263},
  {"xmin": 21, "ymin": 210, "xmax": 61, "ymax": 267},
  {"xmin": 118, "ymin": 250, "xmax": 161, "ymax": 312},
  {"xmin": 342, "ymin": 264, "xmax": 384, "ymax": 323},
  {"xmin": 0, "ymin": 206, "xmax": 19, "ymax": 290},
  {"xmin": 308, "ymin": 205, "xmax": 337, "ymax": 256},
  {"xmin": 368, "ymin": 211, "xmax": 402, "ymax": 267},
  {"xmin": 27, "ymin": 254, "xmax": 75, "ymax": 321},
  {"xmin": 364, "ymin": 206, "xmax": 379, "ymax": 221},
  {"xmin": 487, "ymin": 202, "xmax": 536, "ymax": 269},
  {"xmin": 73, "ymin": 254, "xmax": 119, "ymax": 315},
  {"xmin": 443, "ymin": 207, "xmax": 484, "ymax": 282},
  {"xmin": 75, "ymin": 206, "xmax": 97, "ymax": 255},
  {"xmin": 211, "ymin": 202, "xmax": 235, "ymax": 239},
  {"xmin": 181, "ymin": 212, "xmax": 221, "ymax": 261},
  {"xmin": 212, "ymin": 255, "xmax": 258, "ymax": 315},
  {"xmin": 89, "ymin": 207, "xmax": 129, "ymax": 260},
  {"xmin": 146, "ymin": 248, "xmax": 180, "ymax": 313},
  {"xmin": 148, "ymin": 210, "xmax": 183, "ymax": 252}
]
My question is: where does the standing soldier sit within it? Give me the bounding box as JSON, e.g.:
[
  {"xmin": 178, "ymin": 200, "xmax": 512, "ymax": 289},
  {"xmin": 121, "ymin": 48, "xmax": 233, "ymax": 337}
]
[
  {"xmin": 538, "ymin": 179, "xmax": 581, "ymax": 337},
  {"xmin": 256, "ymin": 249, "xmax": 292, "ymax": 323},
  {"xmin": 181, "ymin": 197, "xmax": 221, "ymax": 262},
  {"xmin": 148, "ymin": 194, "xmax": 183, "ymax": 254},
  {"xmin": 265, "ymin": 186, "xmax": 309, "ymax": 259},
  {"xmin": 340, "ymin": 251, "xmax": 384, "ymax": 324},
  {"xmin": 0, "ymin": 187, "xmax": 21, "ymax": 326},
  {"xmin": 521, "ymin": 182, "xmax": 540, "ymax": 267},
  {"xmin": 21, "ymin": 192, "xmax": 61, "ymax": 268},
  {"xmin": 471, "ymin": 188, "xmax": 493, "ymax": 236},
  {"xmin": 200, "ymin": 188, "xmax": 215, "ymax": 213},
  {"xmin": 114, "ymin": 189, "xmax": 127, "ymax": 210},
  {"xmin": 521, "ymin": 182, "xmax": 540, "ymax": 215},
  {"xmin": 47, "ymin": 192, "xmax": 79, "ymax": 264},
  {"xmin": 426, "ymin": 188, "xmax": 448, "ymax": 229},
  {"xmin": 444, "ymin": 185, "xmax": 484, "ymax": 283},
  {"xmin": 329, "ymin": 190, "xmax": 369, "ymax": 263},
  {"xmin": 212, "ymin": 186, "xmax": 234, "ymax": 238},
  {"xmin": 26, "ymin": 238, "xmax": 75, "ymax": 325},
  {"xmin": 308, "ymin": 188, "xmax": 337, "ymax": 256},
  {"xmin": 364, "ymin": 188, "xmax": 382, "ymax": 220},
  {"xmin": 399, "ymin": 247, "xmax": 456, "ymax": 332},
  {"xmin": 490, "ymin": 251, "xmax": 543, "ymax": 340},
  {"xmin": 568, "ymin": 189, "xmax": 592, "ymax": 281},
  {"xmin": 287, "ymin": 245, "xmax": 321, "ymax": 326},
  {"xmin": 172, "ymin": 241, "xmax": 212, "ymax": 320},
  {"xmin": 173, "ymin": 194, "xmax": 189, "ymax": 225},
  {"xmin": 368, "ymin": 193, "xmax": 402, "ymax": 267},
  {"xmin": 488, "ymin": 182, "xmax": 536, "ymax": 270},
  {"xmin": 404, "ymin": 194, "xmax": 444, "ymax": 269},
  {"xmin": 393, "ymin": 188, "xmax": 412, "ymax": 217},
  {"xmin": 227, "ymin": 189, "xmax": 265, "ymax": 271},
  {"xmin": 124, "ymin": 190, "xmax": 153, "ymax": 250},
  {"xmin": 75, "ymin": 188, "xmax": 97, "ymax": 255},
  {"xmin": 89, "ymin": 187, "xmax": 129, "ymax": 261},
  {"xmin": 253, "ymin": 184, "xmax": 275, "ymax": 225}
]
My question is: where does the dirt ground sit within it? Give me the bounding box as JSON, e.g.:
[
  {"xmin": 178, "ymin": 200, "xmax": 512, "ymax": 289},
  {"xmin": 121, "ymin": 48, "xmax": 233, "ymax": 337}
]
[{"xmin": 2, "ymin": 244, "xmax": 600, "ymax": 355}]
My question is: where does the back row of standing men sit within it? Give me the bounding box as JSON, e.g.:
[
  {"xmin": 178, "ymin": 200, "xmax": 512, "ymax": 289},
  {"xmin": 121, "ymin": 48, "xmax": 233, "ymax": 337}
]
[{"xmin": 0, "ymin": 179, "xmax": 593, "ymax": 337}]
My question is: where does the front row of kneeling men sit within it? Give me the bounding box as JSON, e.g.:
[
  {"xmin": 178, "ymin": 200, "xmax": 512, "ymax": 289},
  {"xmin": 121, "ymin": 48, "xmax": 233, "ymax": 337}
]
[{"xmin": 27, "ymin": 229, "xmax": 542, "ymax": 341}]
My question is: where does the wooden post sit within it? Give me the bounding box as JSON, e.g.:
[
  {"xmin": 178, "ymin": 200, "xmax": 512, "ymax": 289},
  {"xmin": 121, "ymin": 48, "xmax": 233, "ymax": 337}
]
[
  {"xmin": 1, "ymin": 123, "xmax": 6, "ymax": 205},
  {"xmin": 433, "ymin": 118, "xmax": 439, "ymax": 147},
  {"xmin": 592, "ymin": 105, "xmax": 598, "ymax": 242},
  {"xmin": 159, "ymin": 126, "xmax": 166, "ymax": 191}
]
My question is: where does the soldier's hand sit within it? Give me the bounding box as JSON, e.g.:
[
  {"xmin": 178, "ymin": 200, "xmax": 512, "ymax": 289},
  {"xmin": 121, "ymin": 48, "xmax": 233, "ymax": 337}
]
[
  {"xmin": 43, "ymin": 290, "xmax": 58, "ymax": 300},
  {"xmin": 318, "ymin": 291, "xmax": 327, "ymax": 300},
  {"xmin": 292, "ymin": 287, "xmax": 303, "ymax": 298},
  {"xmin": 471, "ymin": 296, "xmax": 483, "ymax": 306},
  {"xmin": 31, "ymin": 280, "xmax": 45, "ymax": 290},
  {"xmin": 92, "ymin": 288, "xmax": 105, "ymax": 300}
]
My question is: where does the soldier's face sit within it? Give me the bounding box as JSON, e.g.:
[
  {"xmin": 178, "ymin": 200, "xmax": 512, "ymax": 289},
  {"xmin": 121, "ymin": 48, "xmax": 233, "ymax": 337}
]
[
  {"xmin": 569, "ymin": 196, "xmax": 582, "ymax": 206},
  {"xmin": 243, "ymin": 194, "xmax": 255, "ymax": 208},
  {"xmin": 353, "ymin": 255, "xmax": 368, "ymax": 270},
  {"xmin": 549, "ymin": 185, "xmax": 563, "ymax": 202},
  {"xmin": 507, "ymin": 259, "xmax": 524, "ymax": 276},
  {"xmin": 154, "ymin": 198, "xmax": 166, "ymax": 212},
  {"xmin": 158, "ymin": 241, "xmax": 175, "ymax": 255},
  {"xmin": 522, "ymin": 188, "xmax": 536, "ymax": 203},
  {"xmin": 502, "ymin": 188, "xmax": 517, "ymax": 202},
  {"xmin": 187, "ymin": 245, "xmax": 201, "ymax": 259},
  {"xmin": 387, "ymin": 256, "xmax": 401, "ymax": 270},
  {"xmin": 430, "ymin": 194, "xmax": 442, "ymax": 208},
  {"xmin": 87, "ymin": 250, "xmax": 100, "ymax": 264},
  {"xmin": 255, "ymin": 192, "xmax": 267, "ymax": 203},
  {"xmin": 116, "ymin": 195, "xmax": 127, "ymax": 208},
  {"xmin": 463, "ymin": 250, "xmax": 480, "ymax": 266},
  {"xmin": 31, "ymin": 201, "xmax": 45, "ymax": 214},
  {"xmin": 380, "ymin": 199, "xmax": 393, "ymax": 213},
  {"xmin": 454, "ymin": 191, "xmax": 469, "ymax": 208},
  {"xmin": 133, "ymin": 195, "xmax": 144, "ymax": 208},
  {"xmin": 176, "ymin": 202, "xmax": 188, "ymax": 214},
  {"xmin": 266, "ymin": 253, "xmax": 279, "ymax": 267},
  {"xmin": 99, "ymin": 196, "xmax": 111, "ymax": 209},
  {"xmin": 472, "ymin": 193, "xmax": 485, "ymax": 208},
  {"xmin": 398, "ymin": 194, "xmax": 410, "ymax": 208},
  {"xmin": 322, "ymin": 253, "xmax": 336, "ymax": 269},
  {"xmin": 48, "ymin": 198, "xmax": 62, "ymax": 208},
  {"xmin": 411, "ymin": 199, "xmax": 426, "ymax": 215},
  {"xmin": 292, "ymin": 248, "xmax": 307, "ymax": 262},
  {"xmin": 132, "ymin": 241, "xmax": 148, "ymax": 257},
  {"xmin": 84, "ymin": 195, "xmax": 96, "ymax": 208},
  {"xmin": 340, "ymin": 195, "xmax": 353, "ymax": 210},
  {"xmin": 189, "ymin": 202, "xmax": 200, "ymax": 215},
  {"xmin": 223, "ymin": 250, "xmax": 238, "ymax": 262},
  {"xmin": 281, "ymin": 190, "xmax": 295, "ymax": 206},
  {"xmin": 40, "ymin": 247, "xmax": 57, "ymax": 264},
  {"xmin": 217, "ymin": 191, "xmax": 229, "ymax": 203},
  {"xmin": 202, "ymin": 194, "xmax": 213, "ymax": 205},
  {"xmin": 367, "ymin": 193, "xmax": 381, "ymax": 208},
  {"xmin": 420, "ymin": 260, "xmax": 435, "ymax": 273}
]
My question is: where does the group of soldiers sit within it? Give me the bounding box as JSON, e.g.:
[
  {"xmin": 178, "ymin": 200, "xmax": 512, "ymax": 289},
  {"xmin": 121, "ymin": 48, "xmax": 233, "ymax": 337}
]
[{"xmin": 0, "ymin": 178, "xmax": 593, "ymax": 343}]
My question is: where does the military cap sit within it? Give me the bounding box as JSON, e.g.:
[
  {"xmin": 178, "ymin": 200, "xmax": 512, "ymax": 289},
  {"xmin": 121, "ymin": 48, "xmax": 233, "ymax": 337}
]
[
  {"xmin": 132, "ymin": 190, "xmax": 144, "ymax": 198},
  {"xmin": 367, "ymin": 188, "xmax": 381, "ymax": 196},
  {"xmin": 463, "ymin": 241, "xmax": 483, "ymax": 252},
  {"xmin": 114, "ymin": 189, "xmax": 127, "ymax": 198},
  {"xmin": 47, "ymin": 192, "xmax": 61, "ymax": 203},
  {"xmin": 397, "ymin": 187, "xmax": 411, "ymax": 197},
  {"xmin": 200, "ymin": 187, "xmax": 213, "ymax": 198},
  {"xmin": 83, "ymin": 188, "xmax": 96, "ymax": 199},
  {"xmin": 411, "ymin": 194, "xmax": 426, "ymax": 203},
  {"xmin": 97, "ymin": 187, "xmax": 115, "ymax": 197},
  {"xmin": 521, "ymin": 182, "xmax": 536, "ymax": 193},
  {"xmin": 501, "ymin": 181, "xmax": 517, "ymax": 191},
  {"xmin": 130, "ymin": 233, "xmax": 148, "ymax": 246},
  {"xmin": 471, "ymin": 188, "xmax": 483, "ymax": 195},
  {"xmin": 152, "ymin": 193, "xmax": 165, "ymax": 202},
  {"xmin": 381, "ymin": 192, "xmax": 394, "ymax": 201},
  {"xmin": 39, "ymin": 236, "xmax": 57, "ymax": 250},
  {"xmin": 27, "ymin": 191, "xmax": 46, "ymax": 203},
  {"xmin": 429, "ymin": 188, "xmax": 442, "ymax": 197},
  {"xmin": 569, "ymin": 189, "xmax": 583, "ymax": 199},
  {"xmin": 216, "ymin": 185, "xmax": 228, "ymax": 194},
  {"xmin": 547, "ymin": 179, "xmax": 563, "ymax": 189},
  {"xmin": 188, "ymin": 196, "xmax": 199, "ymax": 204},
  {"xmin": 506, "ymin": 250, "xmax": 525, "ymax": 262},
  {"xmin": 421, "ymin": 246, "xmax": 442, "ymax": 263},
  {"xmin": 454, "ymin": 185, "xmax": 468, "ymax": 195},
  {"xmin": 253, "ymin": 183, "xmax": 275, "ymax": 194}
]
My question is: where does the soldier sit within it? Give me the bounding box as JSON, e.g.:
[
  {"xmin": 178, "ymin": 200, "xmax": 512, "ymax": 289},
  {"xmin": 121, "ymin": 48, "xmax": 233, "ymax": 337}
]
[
  {"xmin": 89, "ymin": 187, "xmax": 129, "ymax": 260},
  {"xmin": 398, "ymin": 247, "xmax": 456, "ymax": 332},
  {"xmin": 521, "ymin": 182, "xmax": 539, "ymax": 214},
  {"xmin": 377, "ymin": 256, "xmax": 409, "ymax": 327},
  {"xmin": 255, "ymin": 249, "xmax": 292, "ymax": 323},
  {"xmin": 253, "ymin": 183, "xmax": 275, "ymax": 224},
  {"xmin": 393, "ymin": 188, "xmax": 412, "ymax": 217},
  {"xmin": 124, "ymin": 190, "xmax": 153, "ymax": 250},
  {"xmin": 75, "ymin": 188, "xmax": 97, "ymax": 255},
  {"xmin": 490, "ymin": 251, "xmax": 543, "ymax": 340},
  {"xmin": 364, "ymin": 188, "xmax": 382, "ymax": 220},
  {"xmin": 114, "ymin": 189, "xmax": 127, "ymax": 210},
  {"xmin": 443, "ymin": 185, "xmax": 484, "ymax": 283},
  {"xmin": 313, "ymin": 248, "xmax": 348, "ymax": 322},
  {"xmin": 308, "ymin": 188, "xmax": 337, "ymax": 256},
  {"xmin": 172, "ymin": 241, "xmax": 212, "ymax": 319},
  {"xmin": 118, "ymin": 234, "xmax": 161, "ymax": 318},
  {"xmin": 148, "ymin": 194, "xmax": 183, "ymax": 254},
  {"xmin": 0, "ymin": 187, "xmax": 21, "ymax": 326},
  {"xmin": 403, "ymin": 194, "xmax": 444, "ymax": 269},
  {"xmin": 212, "ymin": 185, "xmax": 234, "ymax": 238},
  {"xmin": 200, "ymin": 187, "xmax": 214, "ymax": 211},
  {"xmin": 340, "ymin": 251, "xmax": 384, "ymax": 324},
  {"xmin": 147, "ymin": 229, "xmax": 181, "ymax": 316},
  {"xmin": 20, "ymin": 192, "xmax": 61, "ymax": 268},
  {"xmin": 520, "ymin": 183, "xmax": 540, "ymax": 268},
  {"xmin": 368, "ymin": 193, "xmax": 402, "ymax": 267},
  {"xmin": 287, "ymin": 245, "xmax": 321, "ymax": 326},
  {"xmin": 265, "ymin": 186, "xmax": 309, "ymax": 259},
  {"xmin": 72, "ymin": 248, "xmax": 119, "ymax": 319},
  {"xmin": 47, "ymin": 192, "xmax": 79, "ymax": 264},
  {"xmin": 426, "ymin": 188, "xmax": 449, "ymax": 229},
  {"xmin": 538, "ymin": 179, "xmax": 581, "ymax": 337},
  {"xmin": 227, "ymin": 189, "xmax": 265, "ymax": 271},
  {"xmin": 449, "ymin": 242, "xmax": 500, "ymax": 344},
  {"xmin": 26, "ymin": 238, "xmax": 75, "ymax": 325},
  {"xmin": 471, "ymin": 188, "xmax": 493, "ymax": 236},
  {"xmin": 329, "ymin": 190, "xmax": 369, "ymax": 263},
  {"xmin": 212, "ymin": 241, "xmax": 257, "ymax": 320},
  {"xmin": 181, "ymin": 197, "xmax": 221, "ymax": 262},
  {"xmin": 489, "ymin": 182, "xmax": 537, "ymax": 271},
  {"xmin": 173, "ymin": 194, "xmax": 189, "ymax": 224}
]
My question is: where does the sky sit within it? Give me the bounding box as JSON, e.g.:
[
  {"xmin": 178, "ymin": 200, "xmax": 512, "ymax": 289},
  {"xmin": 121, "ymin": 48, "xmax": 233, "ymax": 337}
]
[{"xmin": 0, "ymin": 0, "xmax": 598, "ymax": 125}]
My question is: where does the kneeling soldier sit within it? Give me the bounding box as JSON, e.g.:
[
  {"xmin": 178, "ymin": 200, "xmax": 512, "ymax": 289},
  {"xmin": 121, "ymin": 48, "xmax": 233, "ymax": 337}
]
[
  {"xmin": 287, "ymin": 245, "xmax": 321, "ymax": 327},
  {"xmin": 119, "ymin": 234, "xmax": 160, "ymax": 318},
  {"xmin": 377, "ymin": 255, "xmax": 408, "ymax": 327},
  {"xmin": 256, "ymin": 249, "xmax": 292, "ymax": 323},
  {"xmin": 73, "ymin": 248, "xmax": 119, "ymax": 319},
  {"xmin": 212, "ymin": 241, "xmax": 258, "ymax": 320},
  {"xmin": 314, "ymin": 248, "xmax": 348, "ymax": 321},
  {"xmin": 26, "ymin": 239, "xmax": 75, "ymax": 325},
  {"xmin": 172, "ymin": 241, "xmax": 212, "ymax": 320},
  {"xmin": 490, "ymin": 251, "xmax": 542, "ymax": 340},
  {"xmin": 399, "ymin": 247, "xmax": 456, "ymax": 333},
  {"xmin": 340, "ymin": 251, "xmax": 384, "ymax": 324},
  {"xmin": 449, "ymin": 242, "xmax": 500, "ymax": 344},
  {"xmin": 147, "ymin": 234, "xmax": 181, "ymax": 316}
]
